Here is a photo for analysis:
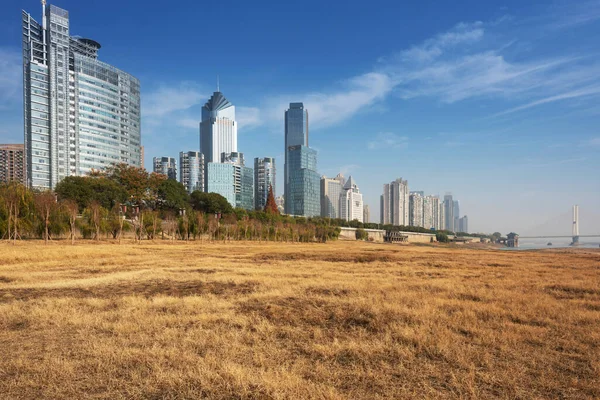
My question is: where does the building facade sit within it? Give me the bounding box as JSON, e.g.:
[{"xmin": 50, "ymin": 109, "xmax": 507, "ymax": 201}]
[
  {"xmin": 179, "ymin": 151, "xmax": 204, "ymax": 193},
  {"xmin": 320, "ymin": 175, "xmax": 343, "ymax": 218},
  {"xmin": 422, "ymin": 195, "xmax": 434, "ymax": 229},
  {"xmin": 443, "ymin": 194, "xmax": 454, "ymax": 231},
  {"xmin": 22, "ymin": 3, "xmax": 141, "ymax": 190},
  {"xmin": 153, "ymin": 156, "xmax": 177, "ymax": 180},
  {"xmin": 453, "ymin": 200, "xmax": 460, "ymax": 233},
  {"xmin": 458, "ymin": 215, "xmax": 468, "ymax": 233},
  {"xmin": 200, "ymin": 91, "xmax": 237, "ymax": 164},
  {"xmin": 254, "ymin": 157, "xmax": 276, "ymax": 210},
  {"xmin": 284, "ymin": 102, "xmax": 308, "ymax": 214},
  {"xmin": 409, "ymin": 192, "xmax": 424, "ymax": 227},
  {"xmin": 287, "ymin": 145, "xmax": 319, "ymax": 217},
  {"xmin": 363, "ymin": 204, "xmax": 370, "ymax": 224},
  {"xmin": 340, "ymin": 176, "xmax": 363, "ymax": 222},
  {"xmin": 206, "ymin": 152, "xmax": 253, "ymax": 210},
  {"xmin": 275, "ymin": 195, "xmax": 285, "ymax": 214},
  {"xmin": 0, "ymin": 144, "xmax": 26, "ymax": 185}
]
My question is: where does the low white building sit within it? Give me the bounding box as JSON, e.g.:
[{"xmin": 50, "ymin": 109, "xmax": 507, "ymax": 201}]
[{"xmin": 340, "ymin": 176, "xmax": 363, "ymax": 222}]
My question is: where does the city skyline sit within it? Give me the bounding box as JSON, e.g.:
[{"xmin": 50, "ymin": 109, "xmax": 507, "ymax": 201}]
[{"xmin": 1, "ymin": 0, "xmax": 599, "ymax": 233}]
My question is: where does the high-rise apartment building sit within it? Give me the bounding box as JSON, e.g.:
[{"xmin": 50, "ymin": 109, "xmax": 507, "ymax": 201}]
[
  {"xmin": 409, "ymin": 192, "xmax": 424, "ymax": 227},
  {"xmin": 254, "ymin": 157, "xmax": 276, "ymax": 210},
  {"xmin": 458, "ymin": 215, "xmax": 468, "ymax": 233},
  {"xmin": 382, "ymin": 178, "xmax": 409, "ymax": 226},
  {"xmin": 340, "ymin": 176, "xmax": 363, "ymax": 222},
  {"xmin": 179, "ymin": 151, "xmax": 204, "ymax": 193},
  {"xmin": 275, "ymin": 195, "xmax": 285, "ymax": 214},
  {"xmin": 22, "ymin": 3, "xmax": 141, "ymax": 190},
  {"xmin": 284, "ymin": 102, "xmax": 308, "ymax": 214},
  {"xmin": 206, "ymin": 152, "xmax": 253, "ymax": 210},
  {"xmin": 443, "ymin": 194, "xmax": 454, "ymax": 231},
  {"xmin": 153, "ymin": 157, "xmax": 177, "ymax": 180},
  {"xmin": 320, "ymin": 174, "xmax": 343, "ymax": 218},
  {"xmin": 0, "ymin": 144, "xmax": 26, "ymax": 185},
  {"xmin": 363, "ymin": 204, "xmax": 370, "ymax": 224},
  {"xmin": 287, "ymin": 145, "xmax": 320, "ymax": 217},
  {"xmin": 200, "ymin": 91, "xmax": 237, "ymax": 164},
  {"xmin": 429, "ymin": 196, "xmax": 444, "ymax": 230},
  {"xmin": 453, "ymin": 200, "xmax": 460, "ymax": 233},
  {"xmin": 422, "ymin": 195, "xmax": 434, "ymax": 229}
]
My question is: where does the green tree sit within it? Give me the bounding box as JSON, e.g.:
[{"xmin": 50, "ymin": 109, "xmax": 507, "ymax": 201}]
[
  {"xmin": 157, "ymin": 179, "xmax": 189, "ymax": 212},
  {"xmin": 436, "ymin": 232, "xmax": 449, "ymax": 243},
  {"xmin": 55, "ymin": 176, "xmax": 126, "ymax": 212},
  {"xmin": 190, "ymin": 191, "xmax": 233, "ymax": 215}
]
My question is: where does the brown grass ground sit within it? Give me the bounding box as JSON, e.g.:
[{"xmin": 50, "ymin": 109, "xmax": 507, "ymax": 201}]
[{"xmin": 0, "ymin": 240, "xmax": 599, "ymax": 399}]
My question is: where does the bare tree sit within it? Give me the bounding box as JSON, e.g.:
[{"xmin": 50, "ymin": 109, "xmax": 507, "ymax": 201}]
[
  {"xmin": 34, "ymin": 191, "xmax": 57, "ymax": 244},
  {"xmin": 62, "ymin": 200, "xmax": 79, "ymax": 245}
]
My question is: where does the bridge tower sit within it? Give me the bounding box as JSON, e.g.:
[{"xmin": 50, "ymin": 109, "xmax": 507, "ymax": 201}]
[{"xmin": 571, "ymin": 205, "xmax": 580, "ymax": 246}]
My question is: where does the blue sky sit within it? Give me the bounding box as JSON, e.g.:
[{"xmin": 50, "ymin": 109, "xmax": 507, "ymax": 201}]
[{"xmin": 1, "ymin": 0, "xmax": 599, "ymax": 234}]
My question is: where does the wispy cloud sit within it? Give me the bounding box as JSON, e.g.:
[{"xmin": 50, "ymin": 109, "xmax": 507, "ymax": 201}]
[
  {"xmin": 367, "ymin": 132, "xmax": 408, "ymax": 150},
  {"xmin": 588, "ymin": 137, "xmax": 600, "ymax": 146},
  {"xmin": 237, "ymin": 106, "xmax": 262, "ymax": 131},
  {"xmin": 0, "ymin": 48, "xmax": 22, "ymax": 109},
  {"xmin": 142, "ymin": 82, "xmax": 205, "ymax": 119},
  {"xmin": 339, "ymin": 164, "xmax": 360, "ymax": 176},
  {"xmin": 546, "ymin": 0, "xmax": 600, "ymax": 29}
]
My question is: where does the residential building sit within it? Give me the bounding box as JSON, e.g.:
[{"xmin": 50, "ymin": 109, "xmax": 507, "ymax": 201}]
[
  {"xmin": 381, "ymin": 185, "xmax": 390, "ymax": 224},
  {"xmin": 363, "ymin": 204, "xmax": 370, "ymax": 224},
  {"xmin": 153, "ymin": 156, "xmax": 177, "ymax": 180},
  {"xmin": 200, "ymin": 91, "xmax": 237, "ymax": 164},
  {"xmin": 206, "ymin": 152, "xmax": 253, "ymax": 210},
  {"xmin": 254, "ymin": 157, "xmax": 276, "ymax": 210},
  {"xmin": 340, "ymin": 176, "xmax": 363, "ymax": 222},
  {"xmin": 409, "ymin": 192, "xmax": 424, "ymax": 227},
  {"xmin": 179, "ymin": 151, "xmax": 204, "ymax": 193},
  {"xmin": 320, "ymin": 175, "xmax": 343, "ymax": 218},
  {"xmin": 0, "ymin": 144, "xmax": 26, "ymax": 185},
  {"xmin": 443, "ymin": 194, "xmax": 454, "ymax": 231},
  {"xmin": 287, "ymin": 144, "xmax": 319, "ymax": 217},
  {"xmin": 458, "ymin": 215, "xmax": 469, "ymax": 233},
  {"xmin": 430, "ymin": 196, "xmax": 443, "ymax": 230},
  {"xmin": 275, "ymin": 195, "xmax": 285, "ymax": 214},
  {"xmin": 422, "ymin": 195, "xmax": 434, "ymax": 229},
  {"xmin": 284, "ymin": 102, "xmax": 308, "ymax": 214},
  {"xmin": 22, "ymin": 3, "xmax": 141, "ymax": 190},
  {"xmin": 382, "ymin": 178, "xmax": 409, "ymax": 226}
]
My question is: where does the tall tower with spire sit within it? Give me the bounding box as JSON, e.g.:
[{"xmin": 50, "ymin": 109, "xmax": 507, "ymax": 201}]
[{"xmin": 199, "ymin": 91, "xmax": 237, "ymax": 164}]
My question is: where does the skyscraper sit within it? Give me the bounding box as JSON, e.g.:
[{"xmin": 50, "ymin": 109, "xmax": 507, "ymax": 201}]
[
  {"xmin": 458, "ymin": 215, "xmax": 469, "ymax": 233},
  {"xmin": 409, "ymin": 192, "xmax": 424, "ymax": 227},
  {"xmin": 200, "ymin": 91, "xmax": 237, "ymax": 164},
  {"xmin": 287, "ymin": 145, "xmax": 320, "ymax": 217},
  {"xmin": 422, "ymin": 195, "xmax": 434, "ymax": 229},
  {"xmin": 206, "ymin": 152, "xmax": 253, "ymax": 210},
  {"xmin": 153, "ymin": 157, "xmax": 177, "ymax": 180},
  {"xmin": 453, "ymin": 200, "xmax": 460, "ymax": 233},
  {"xmin": 340, "ymin": 176, "xmax": 363, "ymax": 222},
  {"xmin": 254, "ymin": 157, "xmax": 276, "ymax": 210},
  {"xmin": 0, "ymin": 144, "xmax": 26, "ymax": 185},
  {"xmin": 363, "ymin": 204, "xmax": 370, "ymax": 224},
  {"xmin": 320, "ymin": 175, "xmax": 343, "ymax": 218},
  {"xmin": 381, "ymin": 184, "xmax": 391, "ymax": 224},
  {"xmin": 22, "ymin": 3, "xmax": 141, "ymax": 190},
  {"xmin": 284, "ymin": 102, "xmax": 308, "ymax": 214},
  {"xmin": 179, "ymin": 151, "xmax": 204, "ymax": 193},
  {"xmin": 443, "ymin": 194, "xmax": 454, "ymax": 231},
  {"xmin": 391, "ymin": 178, "xmax": 410, "ymax": 226}
]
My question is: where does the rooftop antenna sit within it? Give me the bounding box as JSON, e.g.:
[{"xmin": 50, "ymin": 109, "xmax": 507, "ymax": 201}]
[{"xmin": 217, "ymin": 75, "xmax": 220, "ymax": 92}]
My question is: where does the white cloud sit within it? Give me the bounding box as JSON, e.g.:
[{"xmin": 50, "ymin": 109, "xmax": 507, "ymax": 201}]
[
  {"xmin": 237, "ymin": 106, "xmax": 261, "ymax": 131},
  {"xmin": 367, "ymin": 132, "xmax": 408, "ymax": 150},
  {"xmin": 0, "ymin": 48, "xmax": 22, "ymax": 109},
  {"xmin": 339, "ymin": 164, "xmax": 360, "ymax": 176},
  {"xmin": 142, "ymin": 83, "xmax": 205, "ymax": 118}
]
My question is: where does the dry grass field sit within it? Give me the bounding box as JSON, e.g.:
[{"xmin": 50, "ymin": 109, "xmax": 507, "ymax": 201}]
[{"xmin": 0, "ymin": 240, "xmax": 599, "ymax": 399}]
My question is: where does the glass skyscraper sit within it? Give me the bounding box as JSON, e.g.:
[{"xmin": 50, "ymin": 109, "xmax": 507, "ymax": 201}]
[
  {"xmin": 153, "ymin": 156, "xmax": 177, "ymax": 180},
  {"xmin": 254, "ymin": 157, "xmax": 276, "ymax": 210},
  {"xmin": 179, "ymin": 151, "xmax": 204, "ymax": 193},
  {"xmin": 287, "ymin": 145, "xmax": 320, "ymax": 217},
  {"xmin": 22, "ymin": 3, "xmax": 141, "ymax": 190},
  {"xmin": 284, "ymin": 102, "xmax": 308, "ymax": 214},
  {"xmin": 206, "ymin": 152, "xmax": 253, "ymax": 210},
  {"xmin": 200, "ymin": 91, "xmax": 237, "ymax": 165}
]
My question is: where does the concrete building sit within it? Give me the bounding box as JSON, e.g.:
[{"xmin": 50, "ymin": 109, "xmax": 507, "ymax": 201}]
[
  {"xmin": 254, "ymin": 157, "xmax": 276, "ymax": 210},
  {"xmin": 422, "ymin": 195, "xmax": 434, "ymax": 229},
  {"xmin": 320, "ymin": 175, "xmax": 343, "ymax": 218},
  {"xmin": 453, "ymin": 200, "xmax": 460, "ymax": 233},
  {"xmin": 284, "ymin": 102, "xmax": 308, "ymax": 214},
  {"xmin": 200, "ymin": 91, "xmax": 237, "ymax": 164},
  {"xmin": 22, "ymin": 3, "xmax": 141, "ymax": 190},
  {"xmin": 275, "ymin": 195, "xmax": 285, "ymax": 214},
  {"xmin": 206, "ymin": 152, "xmax": 253, "ymax": 210},
  {"xmin": 0, "ymin": 144, "xmax": 26, "ymax": 185},
  {"xmin": 458, "ymin": 215, "xmax": 469, "ymax": 233},
  {"xmin": 381, "ymin": 179, "xmax": 409, "ymax": 226},
  {"xmin": 409, "ymin": 192, "xmax": 424, "ymax": 227},
  {"xmin": 443, "ymin": 194, "xmax": 454, "ymax": 231},
  {"xmin": 287, "ymin": 144, "xmax": 320, "ymax": 217},
  {"xmin": 179, "ymin": 151, "xmax": 204, "ymax": 193},
  {"xmin": 340, "ymin": 176, "xmax": 363, "ymax": 222},
  {"xmin": 363, "ymin": 204, "xmax": 370, "ymax": 224},
  {"xmin": 153, "ymin": 157, "xmax": 177, "ymax": 180},
  {"xmin": 430, "ymin": 196, "xmax": 443, "ymax": 230}
]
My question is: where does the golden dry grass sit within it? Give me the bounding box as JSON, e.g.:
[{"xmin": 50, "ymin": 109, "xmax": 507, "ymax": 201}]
[{"xmin": 0, "ymin": 240, "xmax": 599, "ymax": 399}]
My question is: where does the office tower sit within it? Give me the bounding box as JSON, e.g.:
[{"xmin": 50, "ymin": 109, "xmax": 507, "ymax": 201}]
[
  {"xmin": 320, "ymin": 175, "xmax": 343, "ymax": 218},
  {"xmin": 453, "ymin": 200, "xmax": 460, "ymax": 232},
  {"xmin": 200, "ymin": 91, "xmax": 237, "ymax": 164},
  {"xmin": 458, "ymin": 215, "xmax": 468, "ymax": 233},
  {"xmin": 443, "ymin": 194, "xmax": 454, "ymax": 231},
  {"xmin": 284, "ymin": 102, "xmax": 308, "ymax": 214},
  {"xmin": 409, "ymin": 192, "xmax": 424, "ymax": 227},
  {"xmin": 254, "ymin": 157, "xmax": 276, "ymax": 210},
  {"xmin": 363, "ymin": 204, "xmax": 370, "ymax": 224},
  {"xmin": 206, "ymin": 152, "xmax": 253, "ymax": 210},
  {"xmin": 179, "ymin": 151, "xmax": 204, "ymax": 193},
  {"xmin": 153, "ymin": 157, "xmax": 177, "ymax": 180},
  {"xmin": 340, "ymin": 176, "xmax": 363, "ymax": 222},
  {"xmin": 0, "ymin": 144, "xmax": 26, "ymax": 185},
  {"xmin": 22, "ymin": 4, "xmax": 141, "ymax": 190},
  {"xmin": 430, "ymin": 196, "xmax": 443, "ymax": 230},
  {"xmin": 287, "ymin": 145, "xmax": 320, "ymax": 217},
  {"xmin": 422, "ymin": 195, "xmax": 434, "ymax": 229}
]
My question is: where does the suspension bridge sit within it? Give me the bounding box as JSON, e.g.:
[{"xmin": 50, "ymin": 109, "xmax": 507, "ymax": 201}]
[{"xmin": 518, "ymin": 205, "xmax": 600, "ymax": 246}]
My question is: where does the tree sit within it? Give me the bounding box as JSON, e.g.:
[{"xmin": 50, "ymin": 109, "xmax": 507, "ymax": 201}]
[
  {"xmin": 436, "ymin": 232, "xmax": 449, "ymax": 243},
  {"xmin": 55, "ymin": 176, "xmax": 127, "ymax": 212},
  {"xmin": 104, "ymin": 163, "xmax": 150, "ymax": 205},
  {"xmin": 355, "ymin": 228, "xmax": 368, "ymax": 241},
  {"xmin": 34, "ymin": 191, "xmax": 57, "ymax": 244},
  {"xmin": 62, "ymin": 199, "xmax": 79, "ymax": 244},
  {"xmin": 263, "ymin": 185, "xmax": 279, "ymax": 215},
  {"xmin": 84, "ymin": 201, "xmax": 107, "ymax": 241},
  {"xmin": 491, "ymin": 232, "xmax": 502, "ymax": 243},
  {"xmin": 190, "ymin": 191, "xmax": 233, "ymax": 215},
  {"xmin": 157, "ymin": 179, "xmax": 189, "ymax": 212}
]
